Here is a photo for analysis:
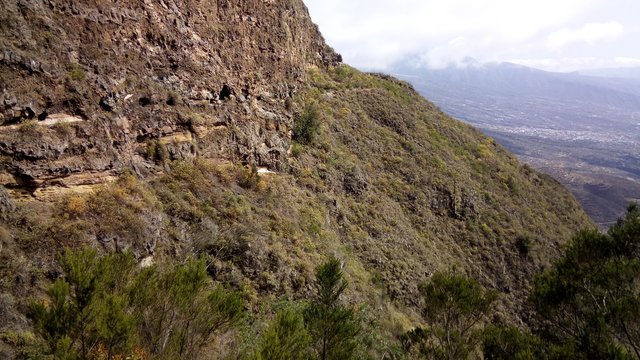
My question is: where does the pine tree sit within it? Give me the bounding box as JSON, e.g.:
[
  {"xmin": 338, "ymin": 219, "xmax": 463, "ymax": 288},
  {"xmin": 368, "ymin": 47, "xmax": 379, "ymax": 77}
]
[{"xmin": 304, "ymin": 257, "xmax": 361, "ymax": 360}]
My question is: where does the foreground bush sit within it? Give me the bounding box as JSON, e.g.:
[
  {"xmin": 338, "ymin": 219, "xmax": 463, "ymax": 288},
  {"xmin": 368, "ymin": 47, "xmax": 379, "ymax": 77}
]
[
  {"xmin": 29, "ymin": 248, "xmax": 244, "ymax": 360},
  {"xmin": 253, "ymin": 257, "xmax": 363, "ymax": 360},
  {"xmin": 255, "ymin": 306, "xmax": 311, "ymax": 360},
  {"xmin": 481, "ymin": 204, "xmax": 640, "ymax": 360},
  {"xmin": 304, "ymin": 258, "xmax": 362, "ymax": 360},
  {"xmin": 402, "ymin": 272, "xmax": 497, "ymax": 360},
  {"xmin": 530, "ymin": 203, "xmax": 640, "ymax": 359}
]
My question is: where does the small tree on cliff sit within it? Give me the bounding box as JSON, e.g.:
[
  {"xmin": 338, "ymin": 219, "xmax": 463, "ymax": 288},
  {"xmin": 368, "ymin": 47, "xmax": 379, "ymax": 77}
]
[{"xmin": 304, "ymin": 257, "xmax": 361, "ymax": 360}]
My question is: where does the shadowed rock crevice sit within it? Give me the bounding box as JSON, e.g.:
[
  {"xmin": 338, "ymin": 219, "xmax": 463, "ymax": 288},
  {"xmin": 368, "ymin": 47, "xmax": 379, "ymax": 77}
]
[{"xmin": 219, "ymin": 84, "xmax": 233, "ymax": 100}]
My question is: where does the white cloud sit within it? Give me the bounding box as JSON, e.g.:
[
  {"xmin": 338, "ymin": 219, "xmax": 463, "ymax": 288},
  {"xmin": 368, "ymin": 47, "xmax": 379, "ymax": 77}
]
[
  {"xmin": 305, "ymin": 0, "xmax": 639, "ymax": 71},
  {"xmin": 615, "ymin": 57, "xmax": 640, "ymax": 66},
  {"xmin": 307, "ymin": 0, "xmax": 594, "ymax": 69},
  {"xmin": 509, "ymin": 57, "xmax": 640, "ymax": 72},
  {"xmin": 546, "ymin": 22, "xmax": 624, "ymax": 50},
  {"xmin": 419, "ymin": 37, "xmax": 487, "ymax": 69},
  {"xmin": 509, "ymin": 57, "xmax": 600, "ymax": 72}
]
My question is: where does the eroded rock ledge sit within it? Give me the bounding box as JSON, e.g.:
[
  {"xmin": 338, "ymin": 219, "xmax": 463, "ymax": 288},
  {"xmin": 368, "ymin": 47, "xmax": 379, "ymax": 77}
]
[{"xmin": 0, "ymin": 0, "xmax": 341, "ymax": 199}]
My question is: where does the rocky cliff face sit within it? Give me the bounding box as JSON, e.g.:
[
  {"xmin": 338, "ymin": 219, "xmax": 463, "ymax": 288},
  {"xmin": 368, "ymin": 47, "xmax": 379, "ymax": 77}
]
[{"xmin": 0, "ymin": 0, "xmax": 340, "ymax": 199}]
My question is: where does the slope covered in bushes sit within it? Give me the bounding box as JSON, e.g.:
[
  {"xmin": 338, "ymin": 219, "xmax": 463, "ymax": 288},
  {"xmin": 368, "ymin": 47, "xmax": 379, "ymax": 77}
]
[
  {"xmin": 0, "ymin": 0, "xmax": 594, "ymax": 357},
  {"xmin": 0, "ymin": 64, "xmax": 592, "ymax": 357}
]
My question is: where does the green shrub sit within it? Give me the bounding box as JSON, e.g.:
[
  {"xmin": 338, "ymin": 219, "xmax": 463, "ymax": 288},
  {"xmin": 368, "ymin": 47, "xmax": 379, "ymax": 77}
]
[
  {"xmin": 238, "ymin": 165, "xmax": 262, "ymax": 190},
  {"xmin": 147, "ymin": 140, "xmax": 170, "ymax": 164},
  {"xmin": 530, "ymin": 204, "xmax": 640, "ymax": 359},
  {"xmin": 291, "ymin": 142, "xmax": 303, "ymax": 158},
  {"xmin": 285, "ymin": 97, "xmax": 294, "ymax": 111},
  {"xmin": 28, "ymin": 248, "xmax": 244, "ymax": 360},
  {"xmin": 256, "ymin": 306, "xmax": 311, "ymax": 360},
  {"xmin": 514, "ymin": 235, "xmax": 532, "ymax": 257},
  {"xmin": 138, "ymin": 257, "xmax": 244, "ymax": 359},
  {"xmin": 293, "ymin": 103, "xmax": 320, "ymax": 145},
  {"xmin": 0, "ymin": 330, "xmax": 47, "ymax": 359},
  {"xmin": 166, "ymin": 90, "xmax": 180, "ymax": 106},
  {"xmin": 403, "ymin": 272, "xmax": 497, "ymax": 359},
  {"xmin": 147, "ymin": 141, "xmax": 157, "ymax": 161},
  {"xmin": 482, "ymin": 325, "xmax": 543, "ymax": 360},
  {"xmin": 506, "ymin": 176, "xmax": 520, "ymax": 195},
  {"xmin": 29, "ymin": 247, "xmax": 136, "ymax": 359},
  {"xmin": 18, "ymin": 119, "xmax": 39, "ymax": 134},
  {"xmin": 66, "ymin": 64, "xmax": 85, "ymax": 81}
]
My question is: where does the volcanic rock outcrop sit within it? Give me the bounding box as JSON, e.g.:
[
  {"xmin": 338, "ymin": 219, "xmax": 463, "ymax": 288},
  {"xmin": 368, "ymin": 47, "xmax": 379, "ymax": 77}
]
[{"xmin": 0, "ymin": 0, "xmax": 340, "ymax": 199}]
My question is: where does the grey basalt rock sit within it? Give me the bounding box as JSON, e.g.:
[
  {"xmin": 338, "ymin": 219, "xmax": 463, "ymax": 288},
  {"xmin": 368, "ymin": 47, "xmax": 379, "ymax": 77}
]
[{"xmin": 0, "ymin": 0, "xmax": 342, "ymax": 198}]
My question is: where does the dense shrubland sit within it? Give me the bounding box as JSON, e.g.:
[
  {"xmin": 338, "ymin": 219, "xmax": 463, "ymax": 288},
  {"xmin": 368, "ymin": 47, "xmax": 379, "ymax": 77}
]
[
  {"xmin": 0, "ymin": 65, "xmax": 595, "ymax": 359},
  {"xmin": 28, "ymin": 249, "xmax": 243, "ymax": 359},
  {"xmin": 7, "ymin": 203, "xmax": 637, "ymax": 359},
  {"xmin": 411, "ymin": 204, "xmax": 640, "ymax": 360},
  {"xmin": 21, "ymin": 253, "xmax": 366, "ymax": 360}
]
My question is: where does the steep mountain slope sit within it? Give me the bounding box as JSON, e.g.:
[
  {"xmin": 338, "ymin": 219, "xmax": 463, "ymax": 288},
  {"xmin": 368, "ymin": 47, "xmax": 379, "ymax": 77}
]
[
  {"xmin": 391, "ymin": 62, "xmax": 640, "ymax": 227},
  {"xmin": 0, "ymin": 0, "xmax": 591, "ymax": 356}
]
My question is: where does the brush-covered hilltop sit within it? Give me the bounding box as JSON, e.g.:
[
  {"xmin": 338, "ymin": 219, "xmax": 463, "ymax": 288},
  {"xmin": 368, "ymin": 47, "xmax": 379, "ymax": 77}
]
[{"xmin": 0, "ymin": 0, "xmax": 592, "ymax": 358}]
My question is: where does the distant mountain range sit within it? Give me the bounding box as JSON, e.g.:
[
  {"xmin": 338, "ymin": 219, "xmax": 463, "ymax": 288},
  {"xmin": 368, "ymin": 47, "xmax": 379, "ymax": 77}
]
[
  {"xmin": 577, "ymin": 67, "xmax": 640, "ymax": 80},
  {"xmin": 391, "ymin": 61, "xmax": 640, "ymax": 227}
]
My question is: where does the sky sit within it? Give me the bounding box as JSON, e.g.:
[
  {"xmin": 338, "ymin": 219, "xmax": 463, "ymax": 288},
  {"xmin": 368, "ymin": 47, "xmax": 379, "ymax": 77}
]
[{"xmin": 304, "ymin": 0, "xmax": 640, "ymax": 72}]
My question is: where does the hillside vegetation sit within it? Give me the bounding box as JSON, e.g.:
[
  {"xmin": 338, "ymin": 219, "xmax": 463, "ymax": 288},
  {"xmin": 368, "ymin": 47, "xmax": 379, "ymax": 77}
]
[
  {"xmin": 0, "ymin": 0, "xmax": 595, "ymax": 358},
  {"xmin": 391, "ymin": 62, "xmax": 640, "ymax": 228},
  {"xmin": 0, "ymin": 64, "xmax": 592, "ymax": 358}
]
